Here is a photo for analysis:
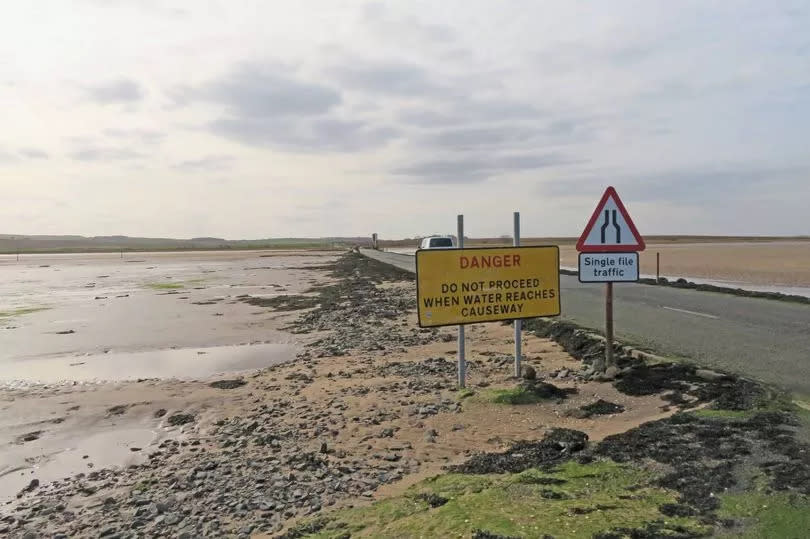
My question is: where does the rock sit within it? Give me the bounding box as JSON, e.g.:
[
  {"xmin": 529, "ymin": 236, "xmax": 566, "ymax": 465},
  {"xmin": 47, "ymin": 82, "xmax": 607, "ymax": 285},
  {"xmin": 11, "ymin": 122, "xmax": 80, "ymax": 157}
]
[
  {"xmin": 523, "ymin": 365, "xmax": 537, "ymax": 380},
  {"xmin": 154, "ymin": 408, "xmax": 167, "ymax": 418},
  {"xmin": 167, "ymin": 413, "xmax": 195, "ymax": 426},
  {"xmin": 209, "ymin": 379, "xmax": 247, "ymax": 390},
  {"xmin": 164, "ymin": 513, "xmax": 182, "ymax": 526},
  {"xmin": 557, "ymin": 369, "xmax": 570, "ymax": 379},
  {"xmin": 19, "ymin": 478, "xmax": 39, "ymax": 495},
  {"xmin": 320, "ymin": 442, "xmax": 329, "ymax": 454},
  {"xmin": 579, "ymin": 399, "xmax": 625, "ymax": 417},
  {"xmin": 695, "ymin": 369, "xmax": 728, "ymax": 381},
  {"xmin": 604, "ymin": 366, "xmax": 621, "ymax": 380},
  {"xmin": 378, "ymin": 427, "xmax": 395, "ymax": 438}
]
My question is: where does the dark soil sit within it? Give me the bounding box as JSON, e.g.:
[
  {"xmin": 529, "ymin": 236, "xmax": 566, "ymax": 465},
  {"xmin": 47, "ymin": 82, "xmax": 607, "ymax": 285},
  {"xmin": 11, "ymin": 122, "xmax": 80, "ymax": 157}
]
[
  {"xmin": 518, "ymin": 380, "xmax": 573, "ymax": 400},
  {"xmin": 615, "ymin": 362, "xmax": 771, "ymax": 411},
  {"xmin": 472, "ymin": 531, "xmax": 524, "ymax": 539},
  {"xmin": 456, "ymin": 314, "xmax": 810, "ymax": 535},
  {"xmin": 415, "ymin": 492, "xmax": 449, "ymax": 508},
  {"xmin": 595, "ymin": 409, "xmax": 809, "ymax": 514},
  {"xmin": 209, "ymin": 379, "xmax": 247, "ymax": 390},
  {"xmin": 523, "ymin": 319, "xmax": 613, "ymax": 367},
  {"xmin": 16, "ymin": 431, "xmax": 42, "ymax": 443},
  {"xmin": 449, "ymin": 429, "xmax": 588, "ymax": 474},
  {"xmin": 579, "ymin": 399, "xmax": 625, "ymax": 416},
  {"xmin": 240, "ymin": 294, "xmax": 320, "ymax": 311},
  {"xmin": 593, "ymin": 521, "xmax": 704, "ymax": 539},
  {"xmin": 106, "ymin": 404, "xmax": 128, "ymax": 416},
  {"xmin": 167, "ymin": 413, "xmax": 195, "ymax": 426}
]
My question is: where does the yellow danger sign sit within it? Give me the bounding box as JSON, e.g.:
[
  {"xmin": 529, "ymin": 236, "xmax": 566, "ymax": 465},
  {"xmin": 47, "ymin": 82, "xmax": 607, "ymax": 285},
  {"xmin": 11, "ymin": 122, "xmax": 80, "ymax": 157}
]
[{"xmin": 416, "ymin": 246, "xmax": 560, "ymax": 327}]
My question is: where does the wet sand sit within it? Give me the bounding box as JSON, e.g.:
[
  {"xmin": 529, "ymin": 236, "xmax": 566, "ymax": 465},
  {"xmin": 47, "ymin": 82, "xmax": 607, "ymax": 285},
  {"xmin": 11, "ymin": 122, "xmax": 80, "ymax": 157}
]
[
  {"xmin": 0, "ymin": 250, "xmax": 337, "ymax": 384},
  {"xmin": 0, "ymin": 250, "xmax": 341, "ymax": 505}
]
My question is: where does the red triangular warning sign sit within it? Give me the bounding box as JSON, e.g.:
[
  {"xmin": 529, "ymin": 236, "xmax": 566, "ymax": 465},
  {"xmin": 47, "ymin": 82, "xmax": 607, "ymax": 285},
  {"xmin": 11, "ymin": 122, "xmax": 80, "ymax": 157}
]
[{"xmin": 576, "ymin": 186, "xmax": 645, "ymax": 252}]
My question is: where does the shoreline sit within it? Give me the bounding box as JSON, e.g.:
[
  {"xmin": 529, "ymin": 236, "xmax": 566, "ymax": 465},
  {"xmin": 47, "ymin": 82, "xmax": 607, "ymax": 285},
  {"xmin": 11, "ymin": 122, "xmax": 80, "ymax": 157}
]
[{"xmin": 3, "ymin": 253, "xmax": 809, "ymax": 538}]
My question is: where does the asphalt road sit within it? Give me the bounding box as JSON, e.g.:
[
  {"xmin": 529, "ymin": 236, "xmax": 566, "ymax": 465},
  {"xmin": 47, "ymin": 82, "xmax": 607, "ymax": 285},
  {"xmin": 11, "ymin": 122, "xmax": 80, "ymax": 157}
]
[{"xmin": 360, "ymin": 249, "xmax": 810, "ymax": 396}]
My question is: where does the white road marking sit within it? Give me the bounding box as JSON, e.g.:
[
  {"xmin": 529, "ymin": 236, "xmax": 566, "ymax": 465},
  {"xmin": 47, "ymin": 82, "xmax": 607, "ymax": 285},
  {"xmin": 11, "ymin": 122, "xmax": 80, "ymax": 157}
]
[{"xmin": 661, "ymin": 306, "xmax": 719, "ymax": 319}]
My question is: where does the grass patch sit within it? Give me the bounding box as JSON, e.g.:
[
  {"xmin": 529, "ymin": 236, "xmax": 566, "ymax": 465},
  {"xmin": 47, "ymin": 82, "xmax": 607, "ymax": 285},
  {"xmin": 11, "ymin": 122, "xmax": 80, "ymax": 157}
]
[
  {"xmin": 718, "ymin": 491, "xmax": 810, "ymax": 538},
  {"xmin": 145, "ymin": 282, "xmax": 184, "ymax": 290},
  {"xmin": 487, "ymin": 386, "xmax": 547, "ymax": 405},
  {"xmin": 0, "ymin": 306, "xmax": 49, "ymax": 318},
  {"xmin": 693, "ymin": 408, "xmax": 755, "ymax": 420},
  {"xmin": 290, "ymin": 460, "xmax": 709, "ymax": 539},
  {"xmin": 484, "ymin": 382, "xmax": 569, "ymax": 405},
  {"xmin": 457, "ymin": 388, "xmax": 476, "ymax": 400}
]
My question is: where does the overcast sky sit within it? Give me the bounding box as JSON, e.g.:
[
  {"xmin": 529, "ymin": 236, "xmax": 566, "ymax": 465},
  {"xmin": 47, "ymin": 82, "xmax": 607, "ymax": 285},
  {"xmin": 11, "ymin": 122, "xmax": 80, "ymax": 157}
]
[{"xmin": 2, "ymin": 1, "xmax": 808, "ymax": 239}]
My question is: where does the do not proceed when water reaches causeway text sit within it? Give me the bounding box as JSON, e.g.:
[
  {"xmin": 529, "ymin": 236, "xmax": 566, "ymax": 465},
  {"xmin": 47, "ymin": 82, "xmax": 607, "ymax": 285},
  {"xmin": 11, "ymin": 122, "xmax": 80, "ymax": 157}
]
[{"xmin": 422, "ymin": 278, "xmax": 556, "ymax": 318}]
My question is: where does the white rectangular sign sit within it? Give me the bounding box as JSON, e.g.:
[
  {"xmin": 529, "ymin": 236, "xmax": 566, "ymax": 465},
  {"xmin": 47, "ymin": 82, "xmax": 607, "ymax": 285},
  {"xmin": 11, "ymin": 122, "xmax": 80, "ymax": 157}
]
[{"xmin": 578, "ymin": 252, "xmax": 639, "ymax": 283}]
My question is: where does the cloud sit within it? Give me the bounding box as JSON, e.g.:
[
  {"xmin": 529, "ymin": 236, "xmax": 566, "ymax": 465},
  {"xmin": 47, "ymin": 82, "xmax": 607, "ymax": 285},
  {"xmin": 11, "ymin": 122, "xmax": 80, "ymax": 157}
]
[
  {"xmin": 199, "ymin": 63, "xmax": 341, "ymax": 117},
  {"xmin": 419, "ymin": 125, "xmax": 538, "ymax": 151},
  {"xmin": 399, "ymin": 99, "xmax": 544, "ymax": 128},
  {"xmin": 209, "ymin": 116, "xmax": 400, "ymax": 152},
  {"xmin": 103, "ymin": 128, "xmax": 165, "ymax": 145},
  {"xmin": 0, "ymin": 152, "xmax": 16, "ymax": 165},
  {"xmin": 172, "ymin": 155, "xmax": 235, "ymax": 173},
  {"xmin": 19, "ymin": 148, "xmax": 49, "ymax": 159},
  {"xmin": 392, "ymin": 152, "xmax": 578, "ymax": 183},
  {"xmin": 542, "ymin": 164, "xmax": 810, "ymax": 206},
  {"xmin": 362, "ymin": 2, "xmax": 456, "ymax": 45},
  {"xmin": 331, "ymin": 60, "xmax": 455, "ymax": 98},
  {"xmin": 70, "ymin": 147, "xmax": 144, "ymax": 161},
  {"xmin": 176, "ymin": 62, "xmax": 400, "ymax": 152},
  {"xmin": 85, "ymin": 79, "xmax": 145, "ymax": 104}
]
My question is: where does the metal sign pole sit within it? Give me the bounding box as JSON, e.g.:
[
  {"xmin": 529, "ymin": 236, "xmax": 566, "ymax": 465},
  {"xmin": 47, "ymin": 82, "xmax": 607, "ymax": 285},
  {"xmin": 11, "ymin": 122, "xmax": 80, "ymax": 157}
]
[
  {"xmin": 457, "ymin": 214, "xmax": 466, "ymax": 388},
  {"xmin": 605, "ymin": 282, "xmax": 614, "ymax": 368},
  {"xmin": 513, "ymin": 212, "xmax": 521, "ymax": 378},
  {"xmin": 656, "ymin": 252, "xmax": 660, "ymax": 283}
]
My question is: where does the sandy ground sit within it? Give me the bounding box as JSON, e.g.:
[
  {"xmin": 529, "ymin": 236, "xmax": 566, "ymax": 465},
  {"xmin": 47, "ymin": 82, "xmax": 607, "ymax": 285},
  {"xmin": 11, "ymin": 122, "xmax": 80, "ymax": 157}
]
[
  {"xmin": 390, "ymin": 240, "xmax": 810, "ymax": 290},
  {"xmin": 560, "ymin": 241, "xmax": 810, "ymax": 287},
  {"xmin": 0, "ymin": 314, "xmax": 671, "ymax": 515},
  {"xmin": 0, "ymin": 258, "xmax": 672, "ymax": 536}
]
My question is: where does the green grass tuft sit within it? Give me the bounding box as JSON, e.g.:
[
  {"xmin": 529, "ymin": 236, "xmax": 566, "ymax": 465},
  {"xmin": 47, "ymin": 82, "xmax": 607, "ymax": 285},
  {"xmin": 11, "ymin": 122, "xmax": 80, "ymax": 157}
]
[
  {"xmin": 693, "ymin": 408, "xmax": 755, "ymax": 420},
  {"xmin": 292, "ymin": 460, "xmax": 709, "ymax": 539},
  {"xmin": 719, "ymin": 491, "xmax": 810, "ymax": 538},
  {"xmin": 486, "ymin": 386, "xmax": 546, "ymax": 405},
  {"xmin": 0, "ymin": 306, "xmax": 49, "ymax": 318},
  {"xmin": 457, "ymin": 388, "xmax": 476, "ymax": 400},
  {"xmin": 145, "ymin": 282, "xmax": 185, "ymax": 290}
]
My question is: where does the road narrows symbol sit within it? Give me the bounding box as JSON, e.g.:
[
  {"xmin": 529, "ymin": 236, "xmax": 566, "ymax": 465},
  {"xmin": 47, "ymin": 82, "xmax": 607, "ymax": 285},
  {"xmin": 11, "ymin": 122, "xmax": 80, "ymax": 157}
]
[
  {"xmin": 599, "ymin": 210, "xmax": 622, "ymax": 244},
  {"xmin": 577, "ymin": 186, "xmax": 644, "ymax": 252}
]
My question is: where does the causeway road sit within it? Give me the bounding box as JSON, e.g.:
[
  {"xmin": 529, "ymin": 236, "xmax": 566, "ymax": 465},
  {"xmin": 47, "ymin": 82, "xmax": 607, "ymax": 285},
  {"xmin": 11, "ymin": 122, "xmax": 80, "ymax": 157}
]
[{"xmin": 360, "ymin": 248, "xmax": 810, "ymax": 396}]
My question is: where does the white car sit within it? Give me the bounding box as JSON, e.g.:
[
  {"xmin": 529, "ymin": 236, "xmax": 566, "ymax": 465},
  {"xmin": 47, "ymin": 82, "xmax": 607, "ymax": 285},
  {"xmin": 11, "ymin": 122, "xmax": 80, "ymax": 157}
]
[{"xmin": 419, "ymin": 235, "xmax": 457, "ymax": 249}]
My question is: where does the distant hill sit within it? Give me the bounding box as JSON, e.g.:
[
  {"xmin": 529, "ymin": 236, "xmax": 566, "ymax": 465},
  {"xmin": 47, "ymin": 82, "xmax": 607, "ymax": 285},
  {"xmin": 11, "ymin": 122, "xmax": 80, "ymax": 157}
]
[{"xmin": 0, "ymin": 234, "xmax": 371, "ymax": 254}]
